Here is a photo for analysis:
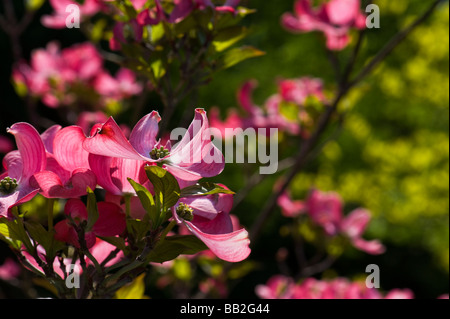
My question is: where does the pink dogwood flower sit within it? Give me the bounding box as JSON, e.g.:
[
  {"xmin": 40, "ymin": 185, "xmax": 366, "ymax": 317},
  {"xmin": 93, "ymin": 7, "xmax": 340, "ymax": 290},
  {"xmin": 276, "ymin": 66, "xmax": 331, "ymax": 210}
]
[
  {"xmin": 340, "ymin": 208, "xmax": 386, "ymax": 255},
  {"xmin": 136, "ymin": 0, "xmax": 241, "ymax": 26},
  {"xmin": 0, "ymin": 258, "xmax": 21, "ymax": 281},
  {"xmin": 0, "ymin": 123, "xmax": 46, "ymax": 218},
  {"xmin": 173, "ymin": 187, "xmax": 251, "ymax": 262},
  {"xmin": 255, "ymin": 275, "xmax": 297, "ymax": 299},
  {"xmin": 306, "ymin": 189, "xmax": 343, "ymax": 236},
  {"xmin": 31, "ymin": 126, "xmax": 97, "ymax": 199},
  {"xmin": 257, "ymin": 276, "xmax": 415, "ymax": 299},
  {"xmin": 277, "ymin": 191, "xmax": 305, "ymax": 218},
  {"xmin": 12, "ymin": 42, "xmax": 142, "ymax": 109},
  {"xmin": 83, "ymin": 109, "xmax": 225, "ymax": 182},
  {"xmin": 280, "ymin": 189, "xmax": 385, "ymax": 255},
  {"xmin": 210, "ymin": 77, "xmax": 326, "ymax": 138},
  {"xmin": 54, "ymin": 199, "xmax": 126, "ymax": 249},
  {"xmin": 41, "ymin": 0, "xmax": 105, "ymax": 29},
  {"xmin": 282, "ymin": 0, "xmax": 366, "ymax": 50}
]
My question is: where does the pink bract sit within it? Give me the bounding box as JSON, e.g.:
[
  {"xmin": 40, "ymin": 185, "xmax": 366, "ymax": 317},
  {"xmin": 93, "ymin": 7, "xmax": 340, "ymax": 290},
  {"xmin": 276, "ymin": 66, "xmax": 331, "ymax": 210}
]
[
  {"xmin": 282, "ymin": 0, "xmax": 366, "ymax": 50},
  {"xmin": 174, "ymin": 187, "xmax": 251, "ymax": 262},
  {"xmin": 1, "ymin": 123, "xmax": 46, "ymax": 217},
  {"xmin": 83, "ymin": 109, "xmax": 225, "ymax": 182}
]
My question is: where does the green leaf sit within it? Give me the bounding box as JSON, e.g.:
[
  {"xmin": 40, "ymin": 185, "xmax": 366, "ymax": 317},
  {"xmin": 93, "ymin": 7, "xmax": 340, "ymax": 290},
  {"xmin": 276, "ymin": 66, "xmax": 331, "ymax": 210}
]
[
  {"xmin": 0, "ymin": 218, "xmax": 21, "ymax": 249},
  {"xmin": 218, "ymin": 46, "xmax": 265, "ymax": 70},
  {"xmin": 24, "ymin": 221, "xmax": 52, "ymax": 252},
  {"xmin": 212, "ymin": 26, "xmax": 249, "ymax": 52},
  {"xmin": 25, "ymin": 0, "xmax": 46, "ymax": 11},
  {"xmin": 128, "ymin": 178, "xmax": 158, "ymax": 228},
  {"xmin": 115, "ymin": 274, "xmax": 149, "ymax": 299},
  {"xmin": 145, "ymin": 166, "xmax": 181, "ymax": 213},
  {"xmin": 86, "ymin": 187, "xmax": 99, "ymax": 231},
  {"xmin": 25, "ymin": 220, "xmax": 65, "ymax": 260},
  {"xmin": 150, "ymin": 59, "xmax": 166, "ymax": 81},
  {"xmin": 0, "ymin": 216, "xmax": 32, "ymax": 251},
  {"xmin": 147, "ymin": 235, "xmax": 208, "ymax": 263},
  {"xmin": 127, "ymin": 219, "xmax": 152, "ymax": 243},
  {"xmin": 180, "ymin": 183, "xmax": 235, "ymax": 197}
]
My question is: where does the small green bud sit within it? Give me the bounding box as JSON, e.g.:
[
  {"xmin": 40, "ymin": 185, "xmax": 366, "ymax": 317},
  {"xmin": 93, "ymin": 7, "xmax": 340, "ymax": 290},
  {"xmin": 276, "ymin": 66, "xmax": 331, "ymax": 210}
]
[
  {"xmin": 0, "ymin": 177, "xmax": 19, "ymax": 194},
  {"xmin": 149, "ymin": 146, "xmax": 170, "ymax": 160},
  {"xmin": 176, "ymin": 203, "xmax": 194, "ymax": 222}
]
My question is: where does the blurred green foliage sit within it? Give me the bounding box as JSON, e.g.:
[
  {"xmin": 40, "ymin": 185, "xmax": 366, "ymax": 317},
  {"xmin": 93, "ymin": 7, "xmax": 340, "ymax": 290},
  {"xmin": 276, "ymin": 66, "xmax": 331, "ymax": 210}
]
[{"xmin": 198, "ymin": 0, "xmax": 449, "ymax": 297}]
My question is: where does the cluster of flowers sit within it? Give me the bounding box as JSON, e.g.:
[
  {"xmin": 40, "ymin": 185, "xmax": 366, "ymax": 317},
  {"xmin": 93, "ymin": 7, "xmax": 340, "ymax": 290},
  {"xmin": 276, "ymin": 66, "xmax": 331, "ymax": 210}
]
[
  {"xmin": 0, "ymin": 109, "xmax": 251, "ymax": 268},
  {"xmin": 12, "ymin": 42, "xmax": 142, "ymax": 109},
  {"xmin": 255, "ymin": 275, "xmax": 415, "ymax": 299},
  {"xmin": 209, "ymin": 77, "xmax": 326, "ymax": 139},
  {"xmin": 278, "ymin": 189, "xmax": 385, "ymax": 255},
  {"xmin": 282, "ymin": 0, "xmax": 367, "ymax": 50},
  {"xmin": 41, "ymin": 0, "xmax": 242, "ymax": 51}
]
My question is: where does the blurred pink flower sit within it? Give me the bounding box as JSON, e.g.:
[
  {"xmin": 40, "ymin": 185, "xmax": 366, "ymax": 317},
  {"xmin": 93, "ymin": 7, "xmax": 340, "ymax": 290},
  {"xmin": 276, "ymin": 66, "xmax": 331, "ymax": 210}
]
[
  {"xmin": 41, "ymin": 0, "xmax": 106, "ymax": 29},
  {"xmin": 0, "ymin": 258, "xmax": 21, "ymax": 281},
  {"xmin": 257, "ymin": 276, "xmax": 416, "ymax": 299},
  {"xmin": 280, "ymin": 188, "xmax": 385, "ymax": 255},
  {"xmin": 209, "ymin": 77, "xmax": 326, "ymax": 138},
  {"xmin": 306, "ymin": 189, "xmax": 343, "ymax": 236},
  {"xmin": 282, "ymin": 0, "xmax": 366, "ymax": 50},
  {"xmin": 12, "ymin": 42, "xmax": 142, "ymax": 109},
  {"xmin": 255, "ymin": 275, "xmax": 297, "ymax": 299},
  {"xmin": 136, "ymin": 0, "xmax": 241, "ymax": 26},
  {"xmin": 385, "ymin": 289, "xmax": 415, "ymax": 299},
  {"xmin": 277, "ymin": 191, "xmax": 305, "ymax": 218},
  {"xmin": 340, "ymin": 208, "xmax": 386, "ymax": 255}
]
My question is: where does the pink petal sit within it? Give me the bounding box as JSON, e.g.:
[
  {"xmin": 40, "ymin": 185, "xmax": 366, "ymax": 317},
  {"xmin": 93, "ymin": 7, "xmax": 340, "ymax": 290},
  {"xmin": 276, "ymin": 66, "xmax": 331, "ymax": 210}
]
[
  {"xmin": 385, "ymin": 289, "xmax": 414, "ymax": 299},
  {"xmin": 136, "ymin": 0, "xmax": 164, "ymax": 25},
  {"xmin": 89, "ymin": 154, "xmax": 147, "ymax": 195},
  {"xmin": 129, "ymin": 111, "xmax": 161, "ymax": 158},
  {"xmin": 306, "ymin": 189, "xmax": 343, "ymax": 236},
  {"xmin": 169, "ymin": 109, "xmax": 225, "ymax": 178},
  {"xmin": 340, "ymin": 208, "xmax": 371, "ymax": 239},
  {"xmin": 92, "ymin": 202, "xmax": 126, "ymax": 237},
  {"xmin": 53, "ymin": 126, "xmax": 91, "ymax": 172},
  {"xmin": 237, "ymin": 80, "xmax": 260, "ymax": 115},
  {"xmin": 0, "ymin": 187, "xmax": 39, "ymax": 218},
  {"xmin": 130, "ymin": 0, "xmax": 147, "ymax": 10},
  {"xmin": 40, "ymin": 125, "xmax": 62, "ymax": 154},
  {"xmin": 169, "ymin": 0, "xmax": 195, "ymax": 24},
  {"xmin": 184, "ymin": 213, "xmax": 251, "ymax": 262},
  {"xmin": 83, "ymin": 117, "xmax": 150, "ymax": 162},
  {"xmin": 76, "ymin": 111, "xmax": 109, "ymax": 135},
  {"xmin": 65, "ymin": 198, "xmax": 88, "ymax": 221},
  {"xmin": 88, "ymin": 239, "xmax": 124, "ymax": 267},
  {"xmin": 31, "ymin": 168, "xmax": 97, "ymax": 199},
  {"xmin": 325, "ymin": 0, "xmax": 361, "ymax": 26},
  {"xmin": 54, "ymin": 219, "xmax": 96, "ymax": 248},
  {"xmin": 278, "ymin": 192, "xmax": 305, "ymax": 218},
  {"xmin": 7, "ymin": 123, "xmax": 46, "ymax": 182},
  {"xmin": 2, "ymin": 151, "xmax": 23, "ymax": 180},
  {"xmin": 351, "ymin": 238, "xmax": 386, "ymax": 255}
]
